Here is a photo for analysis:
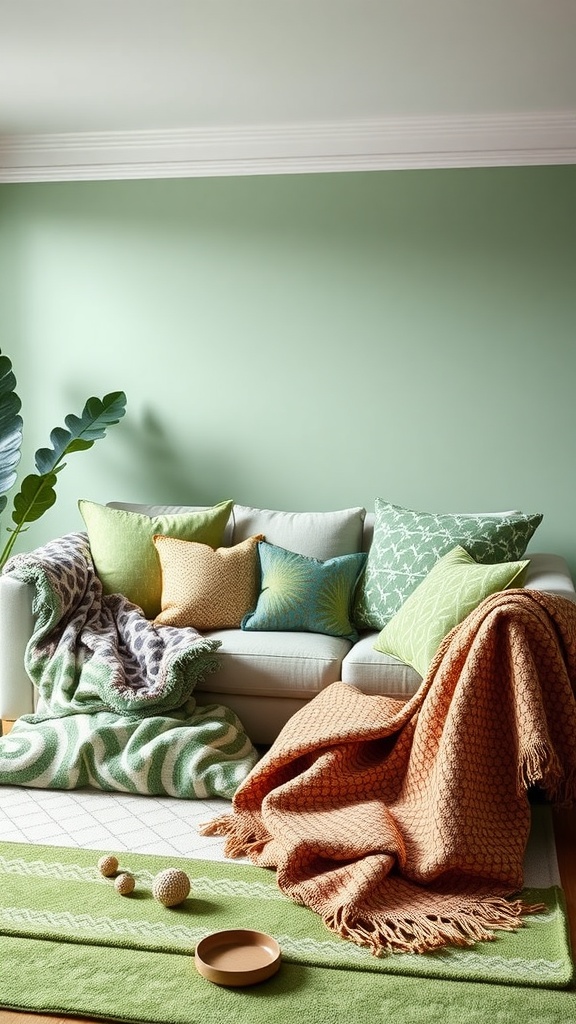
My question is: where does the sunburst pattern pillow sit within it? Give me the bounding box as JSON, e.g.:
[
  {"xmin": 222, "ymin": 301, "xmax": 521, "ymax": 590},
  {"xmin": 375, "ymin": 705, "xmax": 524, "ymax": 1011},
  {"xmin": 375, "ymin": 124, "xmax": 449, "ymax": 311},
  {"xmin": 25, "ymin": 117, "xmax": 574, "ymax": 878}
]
[{"xmin": 242, "ymin": 542, "xmax": 367, "ymax": 641}]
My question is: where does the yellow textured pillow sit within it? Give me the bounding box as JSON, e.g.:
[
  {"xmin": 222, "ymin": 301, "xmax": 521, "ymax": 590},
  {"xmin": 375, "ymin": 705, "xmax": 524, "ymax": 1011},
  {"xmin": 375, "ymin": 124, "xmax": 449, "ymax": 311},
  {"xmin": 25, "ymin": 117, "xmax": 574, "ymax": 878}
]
[{"xmin": 154, "ymin": 533, "xmax": 265, "ymax": 630}]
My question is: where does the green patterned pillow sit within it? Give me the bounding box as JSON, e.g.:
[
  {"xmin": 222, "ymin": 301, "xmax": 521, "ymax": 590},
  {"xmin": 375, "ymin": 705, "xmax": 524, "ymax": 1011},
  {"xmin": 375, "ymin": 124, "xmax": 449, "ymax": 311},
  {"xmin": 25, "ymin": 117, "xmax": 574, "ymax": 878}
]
[
  {"xmin": 353, "ymin": 500, "xmax": 542, "ymax": 630},
  {"xmin": 79, "ymin": 499, "xmax": 234, "ymax": 618},
  {"xmin": 373, "ymin": 545, "xmax": 529, "ymax": 677},
  {"xmin": 242, "ymin": 542, "xmax": 367, "ymax": 641}
]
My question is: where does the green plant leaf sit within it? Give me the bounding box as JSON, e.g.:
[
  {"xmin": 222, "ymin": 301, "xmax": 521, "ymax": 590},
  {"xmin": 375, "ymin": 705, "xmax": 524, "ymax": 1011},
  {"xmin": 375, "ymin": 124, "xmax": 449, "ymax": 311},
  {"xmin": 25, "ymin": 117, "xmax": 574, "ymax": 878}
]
[
  {"xmin": 11, "ymin": 472, "xmax": 58, "ymax": 526},
  {"xmin": 0, "ymin": 380, "xmax": 127, "ymax": 573},
  {"xmin": 34, "ymin": 391, "xmax": 127, "ymax": 475},
  {"xmin": 0, "ymin": 352, "xmax": 23, "ymax": 497}
]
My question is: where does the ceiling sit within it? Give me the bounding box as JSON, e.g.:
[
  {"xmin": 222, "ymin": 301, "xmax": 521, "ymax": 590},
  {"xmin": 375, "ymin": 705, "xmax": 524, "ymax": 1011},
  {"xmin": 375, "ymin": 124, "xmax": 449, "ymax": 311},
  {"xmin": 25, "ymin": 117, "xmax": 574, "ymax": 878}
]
[{"xmin": 1, "ymin": 0, "xmax": 575, "ymax": 181}]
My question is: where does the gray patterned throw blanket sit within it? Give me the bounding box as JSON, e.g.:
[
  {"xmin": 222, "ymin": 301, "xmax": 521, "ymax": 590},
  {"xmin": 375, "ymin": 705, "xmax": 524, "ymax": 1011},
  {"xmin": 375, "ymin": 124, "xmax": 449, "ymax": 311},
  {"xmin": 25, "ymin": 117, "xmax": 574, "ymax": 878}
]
[{"xmin": 0, "ymin": 533, "xmax": 258, "ymax": 798}]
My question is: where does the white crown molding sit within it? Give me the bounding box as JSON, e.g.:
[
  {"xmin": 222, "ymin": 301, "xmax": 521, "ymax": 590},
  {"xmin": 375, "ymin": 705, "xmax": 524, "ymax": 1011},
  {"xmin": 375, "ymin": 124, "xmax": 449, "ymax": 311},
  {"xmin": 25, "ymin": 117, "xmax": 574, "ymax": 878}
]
[{"xmin": 1, "ymin": 112, "xmax": 575, "ymax": 182}]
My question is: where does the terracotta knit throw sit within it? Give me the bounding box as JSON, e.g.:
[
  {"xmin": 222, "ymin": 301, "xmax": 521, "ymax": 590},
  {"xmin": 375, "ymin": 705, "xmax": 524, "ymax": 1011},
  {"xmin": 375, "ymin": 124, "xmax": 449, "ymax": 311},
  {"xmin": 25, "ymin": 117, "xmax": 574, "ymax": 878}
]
[{"xmin": 202, "ymin": 589, "xmax": 576, "ymax": 957}]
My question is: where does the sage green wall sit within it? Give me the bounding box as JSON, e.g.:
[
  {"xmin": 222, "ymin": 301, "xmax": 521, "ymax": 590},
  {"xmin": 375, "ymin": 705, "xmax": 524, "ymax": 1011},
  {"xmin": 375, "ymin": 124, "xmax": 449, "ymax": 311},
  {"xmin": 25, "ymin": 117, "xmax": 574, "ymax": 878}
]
[{"xmin": 1, "ymin": 167, "xmax": 575, "ymax": 571}]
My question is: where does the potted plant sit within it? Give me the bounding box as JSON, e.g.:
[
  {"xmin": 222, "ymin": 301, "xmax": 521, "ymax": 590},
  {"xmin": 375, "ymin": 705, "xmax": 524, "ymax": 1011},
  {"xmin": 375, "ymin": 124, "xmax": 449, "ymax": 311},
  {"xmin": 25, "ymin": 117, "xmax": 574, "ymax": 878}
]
[{"xmin": 0, "ymin": 350, "xmax": 127, "ymax": 571}]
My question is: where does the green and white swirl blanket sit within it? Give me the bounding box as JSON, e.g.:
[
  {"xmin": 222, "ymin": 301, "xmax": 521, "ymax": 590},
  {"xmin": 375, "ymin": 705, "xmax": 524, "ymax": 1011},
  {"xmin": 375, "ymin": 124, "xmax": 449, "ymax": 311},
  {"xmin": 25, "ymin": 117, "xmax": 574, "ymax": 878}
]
[{"xmin": 0, "ymin": 533, "xmax": 258, "ymax": 799}]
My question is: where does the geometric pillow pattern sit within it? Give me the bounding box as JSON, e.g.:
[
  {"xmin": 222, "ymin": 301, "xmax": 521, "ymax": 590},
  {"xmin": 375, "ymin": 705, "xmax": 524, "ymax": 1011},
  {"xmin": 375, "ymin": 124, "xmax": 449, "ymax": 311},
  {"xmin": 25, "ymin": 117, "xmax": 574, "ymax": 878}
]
[
  {"xmin": 373, "ymin": 545, "xmax": 529, "ymax": 678},
  {"xmin": 353, "ymin": 499, "xmax": 542, "ymax": 631},
  {"xmin": 242, "ymin": 541, "xmax": 367, "ymax": 641},
  {"xmin": 153, "ymin": 533, "xmax": 264, "ymax": 630}
]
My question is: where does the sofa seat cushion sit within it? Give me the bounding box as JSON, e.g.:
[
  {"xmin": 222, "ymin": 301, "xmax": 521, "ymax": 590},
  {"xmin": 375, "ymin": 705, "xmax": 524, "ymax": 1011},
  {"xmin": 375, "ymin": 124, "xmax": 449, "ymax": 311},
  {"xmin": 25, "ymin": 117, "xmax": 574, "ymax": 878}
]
[
  {"xmin": 195, "ymin": 629, "xmax": 351, "ymax": 700},
  {"xmin": 341, "ymin": 632, "xmax": 422, "ymax": 700}
]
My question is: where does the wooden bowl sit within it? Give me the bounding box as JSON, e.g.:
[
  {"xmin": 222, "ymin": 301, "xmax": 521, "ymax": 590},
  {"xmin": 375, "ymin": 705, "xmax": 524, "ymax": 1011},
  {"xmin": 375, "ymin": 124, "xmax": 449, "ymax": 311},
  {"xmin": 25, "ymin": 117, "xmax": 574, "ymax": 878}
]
[{"xmin": 194, "ymin": 929, "xmax": 281, "ymax": 987}]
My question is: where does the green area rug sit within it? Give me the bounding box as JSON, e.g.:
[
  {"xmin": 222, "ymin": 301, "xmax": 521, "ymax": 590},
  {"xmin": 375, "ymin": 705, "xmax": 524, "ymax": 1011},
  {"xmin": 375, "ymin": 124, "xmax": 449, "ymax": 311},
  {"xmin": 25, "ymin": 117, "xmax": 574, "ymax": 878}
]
[
  {"xmin": 1, "ymin": 932, "xmax": 575, "ymax": 1024},
  {"xmin": 0, "ymin": 827, "xmax": 573, "ymax": 1024},
  {"xmin": 0, "ymin": 837, "xmax": 572, "ymax": 988}
]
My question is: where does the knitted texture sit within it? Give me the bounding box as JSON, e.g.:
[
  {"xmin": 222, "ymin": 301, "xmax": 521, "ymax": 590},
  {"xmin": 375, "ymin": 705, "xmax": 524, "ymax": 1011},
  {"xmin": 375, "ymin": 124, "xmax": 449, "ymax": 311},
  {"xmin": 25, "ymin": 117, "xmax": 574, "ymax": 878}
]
[
  {"xmin": 203, "ymin": 589, "xmax": 576, "ymax": 956},
  {"xmin": 154, "ymin": 533, "xmax": 264, "ymax": 629},
  {"xmin": 0, "ymin": 533, "xmax": 258, "ymax": 799},
  {"xmin": 115, "ymin": 873, "xmax": 135, "ymax": 895},
  {"xmin": 152, "ymin": 868, "xmax": 191, "ymax": 906},
  {"xmin": 97, "ymin": 855, "xmax": 119, "ymax": 877}
]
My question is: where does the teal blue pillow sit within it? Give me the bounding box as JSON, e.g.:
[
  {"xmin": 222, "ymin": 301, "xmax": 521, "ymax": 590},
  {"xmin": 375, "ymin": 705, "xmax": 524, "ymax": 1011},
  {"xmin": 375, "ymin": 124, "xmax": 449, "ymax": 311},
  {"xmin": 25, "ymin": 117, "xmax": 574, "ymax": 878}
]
[{"xmin": 242, "ymin": 542, "xmax": 367, "ymax": 641}]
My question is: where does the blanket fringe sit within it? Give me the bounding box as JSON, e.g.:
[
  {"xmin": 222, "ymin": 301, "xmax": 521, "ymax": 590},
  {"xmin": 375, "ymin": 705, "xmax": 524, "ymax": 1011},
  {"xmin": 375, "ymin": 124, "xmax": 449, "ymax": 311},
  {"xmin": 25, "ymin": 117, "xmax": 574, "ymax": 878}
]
[
  {"xmin": 520, "ymin": 741, "xmax": 562, "ymax": 793},
  {"xmin": 200, "ymin": 811, "xmax": 547, "ymax": 957},
  {"xmin": 199, "ymin": 812, "xmax": 271, "ymax": 860},
  {"xmin": 325, "ymin": 895, "xmax": 543, "ymax": 957},
  {"xmin": 520, "ymin": 740, "xmax": 576, "ymax": 807}
]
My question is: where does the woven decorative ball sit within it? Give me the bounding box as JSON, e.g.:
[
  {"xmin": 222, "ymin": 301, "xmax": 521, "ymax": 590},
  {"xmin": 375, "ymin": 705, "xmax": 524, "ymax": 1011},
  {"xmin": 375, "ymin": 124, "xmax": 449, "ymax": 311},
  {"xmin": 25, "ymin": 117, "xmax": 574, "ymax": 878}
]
[
  {"xmin": 97, "ymin": 854, "xmax": 119, "ymax": 877},
  {"xmin": 114, "ymin": 872, "xmax": 135, "ymax": 896},
  {"xmin": 152, "ymin": 868, "xmax": 191, "ymax": 907}
]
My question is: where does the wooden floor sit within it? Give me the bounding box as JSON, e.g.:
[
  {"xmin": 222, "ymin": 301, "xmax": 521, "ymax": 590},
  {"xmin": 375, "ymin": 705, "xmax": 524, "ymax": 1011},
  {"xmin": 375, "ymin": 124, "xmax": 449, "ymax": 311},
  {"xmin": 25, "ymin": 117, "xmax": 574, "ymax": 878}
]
[{"xmin": 0, "ymin": 806, "xmax": 574, "ymax": 1024}]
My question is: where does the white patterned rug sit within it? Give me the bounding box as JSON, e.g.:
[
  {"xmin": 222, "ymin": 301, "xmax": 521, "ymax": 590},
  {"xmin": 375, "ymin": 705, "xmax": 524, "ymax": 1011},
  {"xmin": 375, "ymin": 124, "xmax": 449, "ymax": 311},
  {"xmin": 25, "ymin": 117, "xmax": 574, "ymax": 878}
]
[
  {"xmin": 0, "ymin": 785, "xmax": 237, "ymax": 860},
  {"xmin": 0, "ymin": 784, "xmax": 561, "ymax": 888}
]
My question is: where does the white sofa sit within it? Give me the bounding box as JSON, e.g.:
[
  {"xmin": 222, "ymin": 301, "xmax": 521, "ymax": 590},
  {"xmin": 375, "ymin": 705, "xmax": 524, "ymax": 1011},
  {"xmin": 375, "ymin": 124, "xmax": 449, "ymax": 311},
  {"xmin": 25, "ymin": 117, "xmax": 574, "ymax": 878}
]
[{"xmin": 1, "ymin": 501, "xmax": 575, "ymax": 745}]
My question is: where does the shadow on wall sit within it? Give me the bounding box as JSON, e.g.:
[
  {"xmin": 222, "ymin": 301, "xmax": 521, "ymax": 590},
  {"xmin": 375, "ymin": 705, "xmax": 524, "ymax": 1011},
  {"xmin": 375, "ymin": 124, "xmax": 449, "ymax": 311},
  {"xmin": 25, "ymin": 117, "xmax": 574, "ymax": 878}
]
[{"xmin": 111, "ymin": 406, "xmax": 247, "ymax": 508}]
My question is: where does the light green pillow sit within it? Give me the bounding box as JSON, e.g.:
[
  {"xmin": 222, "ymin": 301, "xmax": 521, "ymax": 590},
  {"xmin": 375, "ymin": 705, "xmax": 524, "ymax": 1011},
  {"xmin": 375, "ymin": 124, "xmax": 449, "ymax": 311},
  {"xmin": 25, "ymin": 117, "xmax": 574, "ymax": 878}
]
[
  {"xmin": 354, "ymin": 499, "xmax": 542, "ymax": 630},
  {"xmin": 373, "ymin": 545, "xmax": 529, "ymax": 677},
  {"xmin": 79, "ymin": 499, "xmax": 234, "ymax": 618},
  {"xmin": 241, "ymin": 541, "xmax": 367, "ymax": 641}
]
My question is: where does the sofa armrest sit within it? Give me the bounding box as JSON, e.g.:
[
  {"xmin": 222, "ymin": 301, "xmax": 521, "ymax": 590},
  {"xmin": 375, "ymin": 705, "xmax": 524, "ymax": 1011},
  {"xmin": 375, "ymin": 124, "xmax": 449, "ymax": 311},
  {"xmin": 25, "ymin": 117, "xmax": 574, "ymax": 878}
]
[
  {"xmin": 0, "ymin": 574, "xmax": 35, "ymax": 721},
  {"xmin": 523, "ymin": 553, "xmax": 576, "ymax": 602}
]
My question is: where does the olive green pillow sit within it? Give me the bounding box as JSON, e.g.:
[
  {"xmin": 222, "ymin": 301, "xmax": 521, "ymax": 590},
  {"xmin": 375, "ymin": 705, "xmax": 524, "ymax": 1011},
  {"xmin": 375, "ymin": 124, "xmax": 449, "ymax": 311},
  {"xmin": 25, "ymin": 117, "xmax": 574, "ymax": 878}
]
[
  {"xmin": 78, "ymin": 499, "xmax": 234, "ymax": 618},
  {"xmin": 373, "ymin": 545, "xmax": 529, "ymax": 678}
]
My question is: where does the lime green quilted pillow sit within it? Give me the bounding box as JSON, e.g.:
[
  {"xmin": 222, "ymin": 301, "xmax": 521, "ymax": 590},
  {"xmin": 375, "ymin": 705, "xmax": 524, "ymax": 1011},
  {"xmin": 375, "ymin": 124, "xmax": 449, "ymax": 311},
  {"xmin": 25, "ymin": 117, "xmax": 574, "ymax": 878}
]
[
  {"xmin": 354, "ymin": 499, "xmax": 542, "ymax": 630},
  {"xmin": 242, "ymin": 541, "xmax": 367, "ymax": 641},
  {"xmin": 79, "ymin": 499, "xmax": 234, "ymax": 618},
  {"xmin": 373, "ymin": 545, "xmax": 529, "ymax": 678}
]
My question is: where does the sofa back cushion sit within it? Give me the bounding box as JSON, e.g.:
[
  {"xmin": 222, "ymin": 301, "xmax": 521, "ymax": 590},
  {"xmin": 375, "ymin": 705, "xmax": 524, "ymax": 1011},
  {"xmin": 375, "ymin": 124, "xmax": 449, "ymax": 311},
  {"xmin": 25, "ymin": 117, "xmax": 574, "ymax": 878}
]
[
  {"xmin": 109, "ymin": 503, "xmax": 367, "ymax": 561},
  {"xmin": 362, "ymin": 512, "xmax": 375, "ymax": 552},
  {"xmin": 108, "ymin": 502, "xmax": 235, "ymax": 545},
  {"xmin": 232, "ymin": 505, "xmax": 366, "ymax": 561}
]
